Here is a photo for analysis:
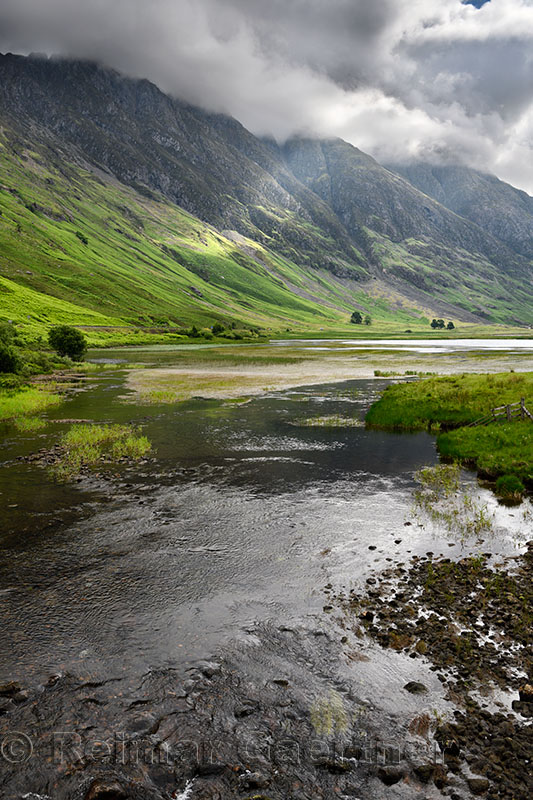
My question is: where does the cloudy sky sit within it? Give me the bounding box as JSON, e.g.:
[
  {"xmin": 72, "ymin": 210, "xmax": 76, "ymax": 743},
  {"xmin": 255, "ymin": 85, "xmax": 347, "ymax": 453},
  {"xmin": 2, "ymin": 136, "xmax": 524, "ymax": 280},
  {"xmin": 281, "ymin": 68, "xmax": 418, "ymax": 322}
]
[{"xmin": 1, "ymin": 0, "xmax": 533, "ymax": 192}]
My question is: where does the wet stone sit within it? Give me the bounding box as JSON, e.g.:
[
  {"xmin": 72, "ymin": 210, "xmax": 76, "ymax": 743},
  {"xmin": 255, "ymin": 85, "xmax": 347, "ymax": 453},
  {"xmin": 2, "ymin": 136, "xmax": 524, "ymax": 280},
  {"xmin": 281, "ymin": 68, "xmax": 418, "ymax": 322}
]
[{"xmin": 404, "ymin": 681, "xmax": 428, "ymax": 694}]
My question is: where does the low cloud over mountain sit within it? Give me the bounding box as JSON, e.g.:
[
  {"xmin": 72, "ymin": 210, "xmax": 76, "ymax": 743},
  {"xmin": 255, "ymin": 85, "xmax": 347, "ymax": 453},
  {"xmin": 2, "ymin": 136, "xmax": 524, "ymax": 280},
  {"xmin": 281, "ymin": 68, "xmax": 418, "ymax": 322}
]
[{"xmin": 2, "ymin": 0, "xmax": 533, "ymax": 192}]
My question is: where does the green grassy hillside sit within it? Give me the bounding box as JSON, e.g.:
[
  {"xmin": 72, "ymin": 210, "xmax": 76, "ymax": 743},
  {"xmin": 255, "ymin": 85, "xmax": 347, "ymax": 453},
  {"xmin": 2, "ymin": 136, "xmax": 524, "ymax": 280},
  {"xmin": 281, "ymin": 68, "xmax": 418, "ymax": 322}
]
[{"xmin": 0, "ymin": 132, "xmax": 433, "ymax": 344}]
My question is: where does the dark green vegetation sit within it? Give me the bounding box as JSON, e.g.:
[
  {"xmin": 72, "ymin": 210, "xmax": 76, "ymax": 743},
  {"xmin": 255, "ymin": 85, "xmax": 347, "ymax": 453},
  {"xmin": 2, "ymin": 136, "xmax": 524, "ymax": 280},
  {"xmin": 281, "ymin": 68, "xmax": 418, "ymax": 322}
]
[
  {"xmin": 366, "ymin": 372, "xmax": 533, "ymax": 491},
  {"xmin": 52, "ymin": 423, "xmax": 151, "ymax": 480},
  {"xmin": 494, "ymin": 473, "xmax": 526, "ymax": 502},
  {"xmin": 48, "ymin": 325, "xmax": 87, "ymax": 360},
  {"xmin": 438, "ymin": 423, "xmax": 532, "ymax": 487},
  {"xmin": 0, "ymin": 53, "xmax": 532, "ymax": 339},
  {"xmin": 337, "ymin": 545, "xmax": 533, "ymax": 797}
]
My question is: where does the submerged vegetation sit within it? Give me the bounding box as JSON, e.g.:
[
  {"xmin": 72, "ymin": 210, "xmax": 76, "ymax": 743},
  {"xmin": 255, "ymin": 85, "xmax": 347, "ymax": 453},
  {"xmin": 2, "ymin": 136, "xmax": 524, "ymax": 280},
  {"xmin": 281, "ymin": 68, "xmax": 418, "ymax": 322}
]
[
  {"xmin": 291, "ymin": 415, "xmax": 363, "ymax": 428},
  {"xmin": 52, "ymin": 423, "xmax": 152, "ymax": 480},
  {"xmin": 413, "ymin": 463, "xmax": 494, "ymax": 540}
]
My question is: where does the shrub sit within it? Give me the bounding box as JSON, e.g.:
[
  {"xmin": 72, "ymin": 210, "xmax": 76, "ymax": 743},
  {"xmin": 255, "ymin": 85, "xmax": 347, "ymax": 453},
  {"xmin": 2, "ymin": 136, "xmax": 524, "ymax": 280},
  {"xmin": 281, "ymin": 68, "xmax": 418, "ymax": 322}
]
[
  {"xmin": 0, "ymin": 343, "xmax": 21, "ymax": 374},
  {"xmin": 212, "ymin": 322, "xmax": 225, "ymax": 336},
  {"xmin": 48, "ymin": 325, "xmax": 87, "ymax": 360},
  {"xmin": 350, "ymin": 311, "xmax": 363, "ymax": 324},
  {"xmin": 75, "ymin": 230, "xmax": 88, "ymax": 245},
  {"xmin": 0, "ymin": 323, "xmax": 17, "ymax": 346}
]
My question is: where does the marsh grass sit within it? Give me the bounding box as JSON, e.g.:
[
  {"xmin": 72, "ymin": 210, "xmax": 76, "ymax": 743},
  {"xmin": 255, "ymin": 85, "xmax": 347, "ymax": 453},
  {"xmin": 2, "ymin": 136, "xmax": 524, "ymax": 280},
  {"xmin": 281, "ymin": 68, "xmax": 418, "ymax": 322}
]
[
  {"xmin": 366, "ymin": 371, "xmax": 533, "ymax": 430},
  {"xmin": 437, "ymin": 423, "xmax": 533, "ymax": 487},
  {"xmin": 413, "ymin": 463, "xmax": 494, "ymax": 541},
  {"xmin": 52, "ymin": 423, "xmax": 151, "ymax": 479},
  {"xmin": 291, "ymin": 415, "xmax": 363, "ymax": 428},
  {"xmin": 0, "ymin": 387, "xmax": 63, "ymax": 421},
  {"xmin": 13, "ymin": 416, "xmax": 46, "ymax": 432}
]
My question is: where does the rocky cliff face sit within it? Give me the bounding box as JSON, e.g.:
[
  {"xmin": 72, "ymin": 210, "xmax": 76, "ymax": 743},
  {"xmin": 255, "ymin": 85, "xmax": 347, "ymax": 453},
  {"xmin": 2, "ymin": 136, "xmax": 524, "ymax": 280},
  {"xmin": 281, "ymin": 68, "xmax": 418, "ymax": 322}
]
[{"xmin": 391, "ymin": 161, "xmax": 533, "ymax": 260}]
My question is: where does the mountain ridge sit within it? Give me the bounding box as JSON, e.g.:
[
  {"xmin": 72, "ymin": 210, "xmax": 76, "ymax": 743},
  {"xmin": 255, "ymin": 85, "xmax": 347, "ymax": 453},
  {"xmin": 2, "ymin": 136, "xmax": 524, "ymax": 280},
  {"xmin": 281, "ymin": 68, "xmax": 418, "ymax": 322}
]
[{"xmin": 0, "ymin": 52, "xmax": 532, "ymax": 335}]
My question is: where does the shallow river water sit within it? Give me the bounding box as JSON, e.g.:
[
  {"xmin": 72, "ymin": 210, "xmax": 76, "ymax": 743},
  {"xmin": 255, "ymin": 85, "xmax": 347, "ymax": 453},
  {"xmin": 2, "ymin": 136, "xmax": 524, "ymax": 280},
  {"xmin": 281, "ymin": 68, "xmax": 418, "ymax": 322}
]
[{"xmin": 0, "ymin": 344, "xmax": 530, "ymax": 799}]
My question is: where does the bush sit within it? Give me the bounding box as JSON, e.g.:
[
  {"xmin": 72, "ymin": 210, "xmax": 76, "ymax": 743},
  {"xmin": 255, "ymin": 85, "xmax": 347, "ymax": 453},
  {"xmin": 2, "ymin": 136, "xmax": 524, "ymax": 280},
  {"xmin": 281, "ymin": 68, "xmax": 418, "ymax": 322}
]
[
  {"xmin": 0, "ymin": 343, "xmax": 21, "ymax": 374},
  {"xmin": 212, "ymin": 322, "xmax": 225, "ymax": 336},
  {"xmin": 0, "ymin": 323, "xmax": 17, "ymax": 346},
  {"xmin": 350, "ymin": 311, "xmax": 363, "ymax": 324},
  {"xmin": 48, "ymin": 325, "xmax": 87, "ymax": 360}
]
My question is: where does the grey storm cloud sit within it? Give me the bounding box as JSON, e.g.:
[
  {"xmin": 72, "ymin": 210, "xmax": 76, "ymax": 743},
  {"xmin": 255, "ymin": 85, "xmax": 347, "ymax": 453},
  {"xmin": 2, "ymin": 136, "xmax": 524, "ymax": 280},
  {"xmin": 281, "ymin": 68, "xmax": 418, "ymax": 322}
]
[{"xmin": 1, "ymin": 0, "xmax": 533, "ymax": 192}]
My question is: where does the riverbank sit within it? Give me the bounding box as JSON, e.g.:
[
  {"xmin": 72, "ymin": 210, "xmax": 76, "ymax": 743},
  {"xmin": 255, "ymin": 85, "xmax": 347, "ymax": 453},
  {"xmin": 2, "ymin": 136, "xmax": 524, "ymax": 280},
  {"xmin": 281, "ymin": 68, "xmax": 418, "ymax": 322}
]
[
  {"xmin": 365, "ymin": 372, "xmax": 533, "ymax": 496},
  {"xmin": 332, "ymin": 543, "xmax": 533, "ymax": 799}
]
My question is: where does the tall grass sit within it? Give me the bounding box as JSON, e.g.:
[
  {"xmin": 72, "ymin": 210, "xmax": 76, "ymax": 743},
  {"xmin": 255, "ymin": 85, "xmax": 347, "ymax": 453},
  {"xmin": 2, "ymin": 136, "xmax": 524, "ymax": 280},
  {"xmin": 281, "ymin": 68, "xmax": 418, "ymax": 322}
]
[
  {"xmin": 53, "ymin": 423, "xmax": 152, "ymax": 479},
  {"xmin": 0, "ymin": 387, "xmax": 63, "ymax": 421}
]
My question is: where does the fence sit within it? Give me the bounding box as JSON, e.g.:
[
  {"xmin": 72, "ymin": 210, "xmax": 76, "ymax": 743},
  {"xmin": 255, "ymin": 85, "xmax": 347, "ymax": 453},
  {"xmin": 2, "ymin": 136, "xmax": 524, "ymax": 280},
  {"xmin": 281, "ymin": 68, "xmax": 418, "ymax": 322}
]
[{"xmin": 468, "ymin": 397, "xmax": 533, "ymax": 427}]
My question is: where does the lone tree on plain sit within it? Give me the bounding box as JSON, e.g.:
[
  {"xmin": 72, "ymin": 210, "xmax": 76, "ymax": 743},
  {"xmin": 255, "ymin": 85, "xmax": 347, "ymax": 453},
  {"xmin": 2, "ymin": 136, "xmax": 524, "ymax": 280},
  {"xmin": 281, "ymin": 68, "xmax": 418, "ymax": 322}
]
[
  {"xmin": 350, "ymin": 311, "xmax": 363, "ymax": 324},
  {"xmin": 48, "ymin": 325, "xmax": 87, "ymax": 360},
  {"xmin": 447, "ymin": 321, "xmax": 455, "ymax": 330}
]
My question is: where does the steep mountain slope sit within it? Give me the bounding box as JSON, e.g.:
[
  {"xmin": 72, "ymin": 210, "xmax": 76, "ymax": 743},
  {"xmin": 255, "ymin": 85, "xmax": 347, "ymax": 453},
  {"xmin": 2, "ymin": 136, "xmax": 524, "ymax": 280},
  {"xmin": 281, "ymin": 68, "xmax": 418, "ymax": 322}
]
[
  {"xmin": 0, "ymin": 128, "xmax": 394, "ymax": 341},
  {"xmin": 0, "ymin": 52, "xmax": 367, "ymax": 281},
  {"xmin": 282, "ymin": 138, "xmax": 533, "ymax": 323},
  {"xmin": 0, "ymin": 52, "xmax": 532, "ymax": 332},
  {"xmin": 389, "ymin": 161, "xmax": 533, "ymax": 260}
]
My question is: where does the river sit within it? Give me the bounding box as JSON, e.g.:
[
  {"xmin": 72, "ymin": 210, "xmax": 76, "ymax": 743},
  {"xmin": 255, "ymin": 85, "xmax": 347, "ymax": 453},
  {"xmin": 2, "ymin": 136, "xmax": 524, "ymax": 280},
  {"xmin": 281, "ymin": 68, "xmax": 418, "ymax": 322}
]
[{"xmin": 0, "ymin": 342, "xmax": 530, "ymax": 799}]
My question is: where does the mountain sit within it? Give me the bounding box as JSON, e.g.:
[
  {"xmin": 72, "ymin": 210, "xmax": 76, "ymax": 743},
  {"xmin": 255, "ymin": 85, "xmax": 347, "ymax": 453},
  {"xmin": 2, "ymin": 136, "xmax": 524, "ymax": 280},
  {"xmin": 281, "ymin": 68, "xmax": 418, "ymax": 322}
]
[
  {"xmin": 389, "ymin": 161, "xmax": 533, "ymax": 260},
  {"xmin": 0, "ymin": 52, "xmax": 532, "ymax": 339}
]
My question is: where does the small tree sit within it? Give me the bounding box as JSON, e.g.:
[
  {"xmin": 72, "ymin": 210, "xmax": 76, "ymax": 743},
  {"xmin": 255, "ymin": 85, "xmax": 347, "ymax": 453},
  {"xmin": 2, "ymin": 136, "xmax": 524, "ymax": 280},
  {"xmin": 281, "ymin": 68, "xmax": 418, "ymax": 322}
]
[
  {"xmin": 48, "ymin": 325, "xmax": 87, "ymax": 360},
  {"xmin": 350, "ymin": 311, "xmax": 363, "ymax": 325},
  {"xmin": 212, "ymin": 322, "xmax": 225, "ymax": 336},
  {"xmin": 447, "ymin": 321, "xmax": 455, "ymax": 330},
  {"xmin": 364, "ymin": 314, "xmax": 372, "ymax": 326}
]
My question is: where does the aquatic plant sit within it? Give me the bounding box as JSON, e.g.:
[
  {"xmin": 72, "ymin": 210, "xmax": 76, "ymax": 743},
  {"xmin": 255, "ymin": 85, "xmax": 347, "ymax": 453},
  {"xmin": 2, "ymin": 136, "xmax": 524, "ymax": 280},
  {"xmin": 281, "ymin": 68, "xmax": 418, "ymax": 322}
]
[
  {"xmin": 52, "ymin": 423, "xmax": 151, "ymax": 479},
  {"xmin": 413, "ymin": 463, "xmax": 494, "ymax": 541},
  {"xmin": 291, "ymin": 415, "xmax": 363, "ymax": 428},
  {"xmin": 13, "ymin": 416, "xmax": 46, "ymax": 432}
]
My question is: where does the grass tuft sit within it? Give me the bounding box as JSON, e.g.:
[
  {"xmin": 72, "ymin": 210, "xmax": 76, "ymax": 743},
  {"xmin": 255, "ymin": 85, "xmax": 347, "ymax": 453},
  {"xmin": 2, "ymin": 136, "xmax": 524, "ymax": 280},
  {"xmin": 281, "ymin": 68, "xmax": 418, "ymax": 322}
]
[
  {"xmin": 13, "ymin": 415, "xmax": 46, "ymax": 432},
  {"xmin": 52, "ymin": 423, "xmax": 152, "ymax": 479}
]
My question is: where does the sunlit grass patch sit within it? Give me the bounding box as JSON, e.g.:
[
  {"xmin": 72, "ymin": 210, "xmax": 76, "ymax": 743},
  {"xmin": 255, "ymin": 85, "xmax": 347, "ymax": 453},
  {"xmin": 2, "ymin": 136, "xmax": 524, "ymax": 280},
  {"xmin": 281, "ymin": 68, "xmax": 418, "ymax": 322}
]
[
  {"xmin": 291, "ymin": 415, "xmax": 363, "ymax": 428},
  {"xmin": 366, "ymin": 371, "xmax": 533, "ymax": 430},
  {"xmin": 0, "ymin": 387, "xmax": 63, "ymax": 421},
  {"xmin": 52, "ymin": 423, "xmax": 152, "ymax": 479},
  {"xmin": 139, "ymin": 389, "xmax": 181, "ymax": 404},
  {"xmin": 12, "ymin": 416, "xmax": 46, "ymax": 432}
]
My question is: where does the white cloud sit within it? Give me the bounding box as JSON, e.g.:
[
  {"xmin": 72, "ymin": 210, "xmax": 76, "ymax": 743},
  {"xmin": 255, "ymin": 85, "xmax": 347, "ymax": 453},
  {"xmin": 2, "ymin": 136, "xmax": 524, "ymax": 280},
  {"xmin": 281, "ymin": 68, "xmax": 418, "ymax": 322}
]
[{"xmin": 1, "ymin": 0, "xmax": 533, "ymax": 192}]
